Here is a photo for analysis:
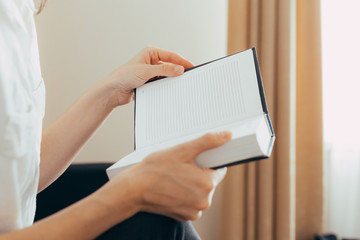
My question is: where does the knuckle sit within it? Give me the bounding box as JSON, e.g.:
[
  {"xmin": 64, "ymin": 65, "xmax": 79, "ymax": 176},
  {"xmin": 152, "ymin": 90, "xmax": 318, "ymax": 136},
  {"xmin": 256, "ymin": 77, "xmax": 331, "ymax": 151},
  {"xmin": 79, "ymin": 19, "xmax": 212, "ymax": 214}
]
[
  {"xmin": 144, "ymin": 46, "xmax": 159, "ymax": 64},
  {"xmin": 144, "ymin": 46, "xmax": 154, "ymax": 54},
  {"xmin": 189, "ymin": 211, "xmax": 202, "ymax": 221},
  {"xmin": 197, "ymin": 200, "xmax": 210, "ymax": 211},
  {"xmin": 202, "ymin": 178, "xmax": 214, "ymax": 192}
]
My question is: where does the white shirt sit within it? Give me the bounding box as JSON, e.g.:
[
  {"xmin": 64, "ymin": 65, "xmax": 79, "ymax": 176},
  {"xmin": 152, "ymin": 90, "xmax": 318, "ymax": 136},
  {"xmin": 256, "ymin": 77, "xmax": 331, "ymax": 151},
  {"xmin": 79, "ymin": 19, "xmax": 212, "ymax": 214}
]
[{"xmin": 0, "ymin": 0, "xmax": 45, "ymax": 233}]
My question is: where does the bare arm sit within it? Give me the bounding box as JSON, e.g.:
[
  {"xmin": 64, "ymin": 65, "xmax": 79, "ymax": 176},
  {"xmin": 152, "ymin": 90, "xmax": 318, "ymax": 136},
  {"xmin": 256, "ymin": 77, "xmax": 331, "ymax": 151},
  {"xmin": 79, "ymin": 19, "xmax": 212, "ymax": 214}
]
[
  {"xmin": 0, "ymin": 172, "xmax": 140, "ymax": 240},
  {"xmin": 38, "ymin": 47, "xmax": 194, "ymax": 192},
  {"xmin": 38, "ymin": 80, "xmax": 115, "ymax": 192},
  {"xmin": 0, "ymin": 132, "xmax": 231, "ymax": 239},
  {"xmin": 0, "ymin": 47, "xmax": 231, "ymax": 239}
]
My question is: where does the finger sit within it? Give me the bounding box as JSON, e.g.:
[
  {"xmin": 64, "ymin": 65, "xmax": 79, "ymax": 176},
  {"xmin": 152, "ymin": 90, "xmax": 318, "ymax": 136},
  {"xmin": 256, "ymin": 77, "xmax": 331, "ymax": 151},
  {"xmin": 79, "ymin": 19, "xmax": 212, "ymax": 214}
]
[
  {"xmin": 175, "ymin": 131, "xmax": 232, "ymax": 160},
  {"xmin": 204, "ymin": 168, "xmax": 226, "ymax": 208},
  {"xmin": 146, "ymin": 47, "xmax": 194, "ymax": 69},
  {"xmin": 144, "ymin": 63, "xmax": 185, "ymax": 80},
  {"xmin": 211, "ymin": 167, "xmax": 227, "ymax": 187},
  {"xmin": 156, "ymin": 49, "xmax": 194, "ymax": 69}
]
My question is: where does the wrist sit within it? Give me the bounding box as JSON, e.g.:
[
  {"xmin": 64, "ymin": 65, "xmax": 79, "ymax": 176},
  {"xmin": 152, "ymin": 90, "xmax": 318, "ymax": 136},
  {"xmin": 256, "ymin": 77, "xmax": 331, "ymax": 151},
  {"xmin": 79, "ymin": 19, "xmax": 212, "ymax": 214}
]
[
  {"xmin": 89, "ymin": 78, "xmax": 128, "ymax": 111},
  {"xmin": 92, "ymin": 79, "xmax": 121, "ymax": 110},
  {"xmin": 92, "ymin": 170, "xmax": 143, "ymax": 224},
  {"xmin": 100, "ymin": 68, "xmax": 134, "ymax": 107}
]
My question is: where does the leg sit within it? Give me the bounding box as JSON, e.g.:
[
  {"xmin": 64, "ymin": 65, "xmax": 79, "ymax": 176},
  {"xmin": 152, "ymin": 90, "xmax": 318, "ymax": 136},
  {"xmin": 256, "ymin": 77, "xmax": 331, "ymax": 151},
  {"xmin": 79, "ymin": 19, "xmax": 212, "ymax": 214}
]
[{"xmin": 97, "ymin": 212, "xmax": 201, "ymax": 240}]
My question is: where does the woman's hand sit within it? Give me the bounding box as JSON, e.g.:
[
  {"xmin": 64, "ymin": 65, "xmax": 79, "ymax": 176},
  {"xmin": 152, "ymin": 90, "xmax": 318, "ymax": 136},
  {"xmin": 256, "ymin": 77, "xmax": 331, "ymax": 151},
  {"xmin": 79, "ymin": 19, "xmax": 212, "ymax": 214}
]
[
  {"xmin": 100, "ymin": 131, "xmax": 232, "ymax": 222},
  {"xmin": 103, "ymin": 47, "xmax": 194, "ymax": 107},
  {"xmin": 39, "ymin": 47, "xmax": 192, "ymax": 192}
]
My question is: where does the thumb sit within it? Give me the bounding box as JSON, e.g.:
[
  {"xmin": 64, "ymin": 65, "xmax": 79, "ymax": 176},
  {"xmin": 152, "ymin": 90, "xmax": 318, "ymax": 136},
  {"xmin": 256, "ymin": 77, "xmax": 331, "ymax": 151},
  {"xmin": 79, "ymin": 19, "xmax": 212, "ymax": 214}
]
[
  {"xmin": 178, "ymin": 131, "xmax": 232, "ymax": 160},
  {"xmin": 143, "ymin": 63, "xmax": 185, "ymax": 81}
]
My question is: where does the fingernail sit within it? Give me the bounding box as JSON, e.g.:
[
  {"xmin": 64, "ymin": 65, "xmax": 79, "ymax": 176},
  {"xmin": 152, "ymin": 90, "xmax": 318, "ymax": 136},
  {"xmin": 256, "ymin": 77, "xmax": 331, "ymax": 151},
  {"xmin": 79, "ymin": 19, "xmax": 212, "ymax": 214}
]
[
  {"xmin": 174, "ymin": 65, "xmax": 184, "ymax": 74},
  {"xmin": 219, "ymin": 131, "xmax": 231, "ymax": 140}
]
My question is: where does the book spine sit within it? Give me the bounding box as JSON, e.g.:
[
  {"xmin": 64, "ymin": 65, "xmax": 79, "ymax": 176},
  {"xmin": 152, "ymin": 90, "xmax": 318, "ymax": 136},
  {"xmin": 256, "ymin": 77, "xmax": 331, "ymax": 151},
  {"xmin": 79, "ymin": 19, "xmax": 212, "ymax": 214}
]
[{"xmin": 251, "ymin": 47, "xmax": 269, "ymax": 114}]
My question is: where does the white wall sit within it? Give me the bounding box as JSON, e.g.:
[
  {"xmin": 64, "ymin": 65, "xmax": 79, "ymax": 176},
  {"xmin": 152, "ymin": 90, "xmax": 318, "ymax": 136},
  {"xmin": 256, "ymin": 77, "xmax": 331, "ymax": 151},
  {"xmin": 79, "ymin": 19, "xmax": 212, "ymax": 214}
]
[{"xmin": 35, "ymin": 0, "xmax": 227, "ymax": 239}]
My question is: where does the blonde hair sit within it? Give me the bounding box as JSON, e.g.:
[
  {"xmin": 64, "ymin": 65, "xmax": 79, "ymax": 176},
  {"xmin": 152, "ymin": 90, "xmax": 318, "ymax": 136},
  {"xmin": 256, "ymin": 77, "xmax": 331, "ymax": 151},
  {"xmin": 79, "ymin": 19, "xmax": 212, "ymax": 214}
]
[{"xmin": 37, "ymin": 0, "xmax": 47, "ymax": 15}]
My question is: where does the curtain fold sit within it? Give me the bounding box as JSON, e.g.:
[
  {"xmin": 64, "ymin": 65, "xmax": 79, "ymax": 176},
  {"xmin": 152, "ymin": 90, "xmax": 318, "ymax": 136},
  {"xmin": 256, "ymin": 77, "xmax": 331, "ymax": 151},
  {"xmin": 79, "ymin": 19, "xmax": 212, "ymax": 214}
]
[
  {"xmin": 296, "ymin": 1, "xmax": 323, "ymax": 239},
  {"xmin": 219, "ymin": 0, "xmax": 323, "ymax": 239}
]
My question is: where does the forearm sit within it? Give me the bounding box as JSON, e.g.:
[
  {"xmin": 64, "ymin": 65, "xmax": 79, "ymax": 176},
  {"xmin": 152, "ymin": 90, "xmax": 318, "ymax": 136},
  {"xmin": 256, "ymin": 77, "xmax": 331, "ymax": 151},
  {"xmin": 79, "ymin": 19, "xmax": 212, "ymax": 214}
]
[
  {"xmin": 39, "ymin": 79, "xmax": 118, "ymax": 192},
  {"xmin": 38, "ymin": 47, "xmax": 193, "ymax": 192},
  {"xmin": 0, "ymin": 174, "xmax": 140, "ymax": 240}
]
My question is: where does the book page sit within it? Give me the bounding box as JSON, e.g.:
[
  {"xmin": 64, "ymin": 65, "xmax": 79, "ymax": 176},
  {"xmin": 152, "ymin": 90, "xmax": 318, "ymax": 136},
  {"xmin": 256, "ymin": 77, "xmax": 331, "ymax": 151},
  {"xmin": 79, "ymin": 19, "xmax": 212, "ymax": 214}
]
[{"xmin": 135, "ymin": 49, "xmax": 264, "ymax": 149}]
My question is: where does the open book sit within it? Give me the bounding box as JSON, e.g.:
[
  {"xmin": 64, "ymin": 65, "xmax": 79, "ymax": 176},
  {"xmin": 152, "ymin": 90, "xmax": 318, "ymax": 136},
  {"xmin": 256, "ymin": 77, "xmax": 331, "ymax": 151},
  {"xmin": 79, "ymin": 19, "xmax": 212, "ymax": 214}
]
[{"xmin": 107, "ymin": 48, "xmax": 275, "ymax": 179}]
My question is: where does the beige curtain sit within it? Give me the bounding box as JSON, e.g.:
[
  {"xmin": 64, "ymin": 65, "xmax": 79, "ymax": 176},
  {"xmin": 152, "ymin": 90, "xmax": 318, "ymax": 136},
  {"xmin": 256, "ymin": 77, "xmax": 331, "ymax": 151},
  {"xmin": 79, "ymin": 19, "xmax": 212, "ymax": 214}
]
[{"xmin": 219, "ymin": 0, "xmax": 323, "ymax": 239}]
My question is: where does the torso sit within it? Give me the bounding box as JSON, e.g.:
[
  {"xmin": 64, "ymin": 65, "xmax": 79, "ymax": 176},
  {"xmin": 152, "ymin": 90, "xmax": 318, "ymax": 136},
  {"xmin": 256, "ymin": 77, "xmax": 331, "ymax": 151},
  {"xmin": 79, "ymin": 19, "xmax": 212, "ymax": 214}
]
[{"xmin": 0, "ymin": 0, "xmax": 45, "ymax": 233}]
